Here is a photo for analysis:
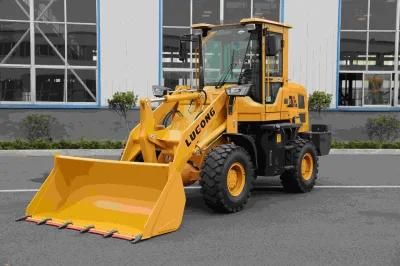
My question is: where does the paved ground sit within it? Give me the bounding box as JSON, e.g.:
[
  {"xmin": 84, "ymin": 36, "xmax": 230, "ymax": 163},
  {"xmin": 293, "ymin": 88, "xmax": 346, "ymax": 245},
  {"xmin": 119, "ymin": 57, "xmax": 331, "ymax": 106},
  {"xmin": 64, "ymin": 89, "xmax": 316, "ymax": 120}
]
[{"xmin": 0, "ymin": 154, "xmax": 400, "ymax": 265}]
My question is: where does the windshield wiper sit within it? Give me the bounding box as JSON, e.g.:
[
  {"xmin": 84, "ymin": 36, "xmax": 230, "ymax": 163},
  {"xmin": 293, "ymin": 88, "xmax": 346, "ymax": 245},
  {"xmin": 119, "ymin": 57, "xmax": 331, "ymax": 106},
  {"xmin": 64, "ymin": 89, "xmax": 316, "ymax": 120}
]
[{"xmin": 216, "ymin": 51, "xmax": 236, "ymax": 89}]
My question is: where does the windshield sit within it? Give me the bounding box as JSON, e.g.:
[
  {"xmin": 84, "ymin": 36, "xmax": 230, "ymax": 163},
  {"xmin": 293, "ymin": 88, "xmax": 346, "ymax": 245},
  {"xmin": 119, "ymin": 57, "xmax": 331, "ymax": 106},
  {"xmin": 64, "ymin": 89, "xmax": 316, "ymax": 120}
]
[{"xmin": 202, "ymin": 26, "xmax": 252, "ymax": 86}]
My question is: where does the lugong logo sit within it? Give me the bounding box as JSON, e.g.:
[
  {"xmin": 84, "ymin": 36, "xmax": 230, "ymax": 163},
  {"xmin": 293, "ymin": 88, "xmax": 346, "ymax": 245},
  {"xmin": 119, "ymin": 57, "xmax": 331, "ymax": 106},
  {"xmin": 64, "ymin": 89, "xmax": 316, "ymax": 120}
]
[{"xmin": 185, "ymin": 108, "xmax": 216, "ymax": 147}]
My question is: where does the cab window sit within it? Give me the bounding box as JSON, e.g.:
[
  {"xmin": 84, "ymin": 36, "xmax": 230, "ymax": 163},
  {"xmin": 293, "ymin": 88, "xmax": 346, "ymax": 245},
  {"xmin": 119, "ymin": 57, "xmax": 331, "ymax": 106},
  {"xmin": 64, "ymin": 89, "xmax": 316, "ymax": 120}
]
[{"xmin": 266, "ymin": 32, "xmax": 283, "ymax": 77}]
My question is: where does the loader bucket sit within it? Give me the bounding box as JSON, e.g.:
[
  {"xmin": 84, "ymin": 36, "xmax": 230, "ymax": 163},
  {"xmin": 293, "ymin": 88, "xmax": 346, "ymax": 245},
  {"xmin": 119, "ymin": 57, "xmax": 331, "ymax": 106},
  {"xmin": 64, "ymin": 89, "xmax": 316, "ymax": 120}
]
[{"xmin": 23, "ymin": 155, "xmax": 186, "ymax": 242}]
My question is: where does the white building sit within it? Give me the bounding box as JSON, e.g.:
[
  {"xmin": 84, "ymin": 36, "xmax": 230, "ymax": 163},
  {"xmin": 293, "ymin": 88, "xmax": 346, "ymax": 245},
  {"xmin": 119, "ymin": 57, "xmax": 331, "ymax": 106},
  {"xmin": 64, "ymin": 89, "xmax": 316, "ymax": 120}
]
[{"xmin": 0, "ymin": 0, "xmax": 399, "ymax": 110}]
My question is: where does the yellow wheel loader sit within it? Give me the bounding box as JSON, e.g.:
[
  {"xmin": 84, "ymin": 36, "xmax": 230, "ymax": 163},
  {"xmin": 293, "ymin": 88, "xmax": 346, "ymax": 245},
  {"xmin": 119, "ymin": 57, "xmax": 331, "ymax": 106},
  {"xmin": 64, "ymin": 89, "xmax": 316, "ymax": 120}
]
[{"xmin": 18, "ymin": 18, "xmax": 331, "ymax": 243}]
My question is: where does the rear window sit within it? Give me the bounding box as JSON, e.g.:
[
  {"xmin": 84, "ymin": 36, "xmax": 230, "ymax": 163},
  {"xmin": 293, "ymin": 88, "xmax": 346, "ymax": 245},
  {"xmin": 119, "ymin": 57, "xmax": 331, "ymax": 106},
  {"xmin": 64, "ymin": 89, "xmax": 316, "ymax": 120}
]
[{"xmin": 298, "ymin": 95, "xmax": 305, "ymax": 109}]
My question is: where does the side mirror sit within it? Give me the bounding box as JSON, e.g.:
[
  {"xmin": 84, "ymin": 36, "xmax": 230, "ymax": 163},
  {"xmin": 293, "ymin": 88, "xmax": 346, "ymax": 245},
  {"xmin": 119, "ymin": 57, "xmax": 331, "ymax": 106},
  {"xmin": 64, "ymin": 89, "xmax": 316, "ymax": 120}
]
[{"xmin": 266, "ymin": 35, "xmax": 282, "ymax": 56}]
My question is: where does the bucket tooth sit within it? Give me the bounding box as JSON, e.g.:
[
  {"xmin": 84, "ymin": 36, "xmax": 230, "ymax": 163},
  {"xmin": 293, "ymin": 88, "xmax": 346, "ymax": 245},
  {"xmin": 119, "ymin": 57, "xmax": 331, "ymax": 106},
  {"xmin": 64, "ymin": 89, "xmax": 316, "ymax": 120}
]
[
  {"xmin": 80, "ymin": 225, "xmax": 94, "ymax": 234},
  {"xmin": 15, "ymin": 215, "xmax": 31, "ymax": 222},
  {"xmin": 130, "ymin": 234, "xmax": 142, "ymax": 244},
  {"xmin": 58, "ymin": 221, "xmax": 72, "ymax": 230},
  {"xmin": 37, "ymin": 218, "xmax": 51, "ymax": 225},
  {"xmin": 103, "ymin": 230, "xmax": 118, "ymax": 238}
]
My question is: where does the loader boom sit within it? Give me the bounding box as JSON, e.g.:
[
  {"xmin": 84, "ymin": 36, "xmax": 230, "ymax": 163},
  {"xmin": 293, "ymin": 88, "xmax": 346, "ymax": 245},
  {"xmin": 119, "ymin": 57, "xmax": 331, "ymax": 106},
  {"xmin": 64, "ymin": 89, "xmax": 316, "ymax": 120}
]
[{"xmin": 24, "ymin": 88, "xmax": 229, "ymax": 241}]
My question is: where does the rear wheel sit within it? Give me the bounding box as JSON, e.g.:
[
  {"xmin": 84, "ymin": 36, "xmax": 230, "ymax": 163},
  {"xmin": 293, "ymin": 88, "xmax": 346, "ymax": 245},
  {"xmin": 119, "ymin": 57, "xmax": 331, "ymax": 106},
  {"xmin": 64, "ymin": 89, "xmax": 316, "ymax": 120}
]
[
  {"xmin": 200, "ymin": 144, "xmax": 255, "ymax": 213},
  {"xmin": 280, "ymin": 139, "xmax": 318, "ymax": 193}
]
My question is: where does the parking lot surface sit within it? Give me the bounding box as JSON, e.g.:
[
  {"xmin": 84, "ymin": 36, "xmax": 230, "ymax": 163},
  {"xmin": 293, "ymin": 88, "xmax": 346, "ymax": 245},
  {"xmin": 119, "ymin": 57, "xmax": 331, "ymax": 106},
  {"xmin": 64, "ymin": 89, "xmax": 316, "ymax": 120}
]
[{"xmin": 1, "ymin": 154, "xmax": 400, "ymax": 266}]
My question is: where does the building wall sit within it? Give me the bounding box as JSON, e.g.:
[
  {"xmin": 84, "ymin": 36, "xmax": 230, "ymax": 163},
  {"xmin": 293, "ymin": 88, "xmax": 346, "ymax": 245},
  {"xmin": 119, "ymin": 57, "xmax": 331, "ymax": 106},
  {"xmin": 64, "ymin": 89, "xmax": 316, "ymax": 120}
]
[
  {"xmin": 1, "ymin": 109, "xmax": 398, "ymax": 142},
  {"xmin": 99, "ymin": 0, "xmax": 160, "ymax": 105},
  {"xmin": 0, "ymin": 109, "xmax": 136, "ymax": 141},
  {"xmin": 285, "ymin": 0, "xmax": 339, "ymax": 108}
]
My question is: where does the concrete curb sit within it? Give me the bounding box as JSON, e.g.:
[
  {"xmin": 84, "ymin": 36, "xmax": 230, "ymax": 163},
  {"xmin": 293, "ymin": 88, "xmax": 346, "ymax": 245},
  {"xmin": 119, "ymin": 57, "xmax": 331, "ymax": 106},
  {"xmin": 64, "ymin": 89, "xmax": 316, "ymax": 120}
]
[
  {"xmin": 0, "ymin": 149, "xmax": 399, "ymax": 157},
  {"xmin": 329, "ymin": 149, "xmax": 400, "ymax": 155},
  {"xmin": 0, "ymin": 149, "xmax": 122, "ymax": 157}
]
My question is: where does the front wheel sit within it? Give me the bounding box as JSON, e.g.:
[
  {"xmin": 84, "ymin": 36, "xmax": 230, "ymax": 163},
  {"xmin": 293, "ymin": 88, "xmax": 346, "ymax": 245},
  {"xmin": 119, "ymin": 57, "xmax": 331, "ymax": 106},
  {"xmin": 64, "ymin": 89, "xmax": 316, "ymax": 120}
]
[
  {"xmin": 280, "ymin": 139, "xmax": 319, "ymax": 193},
  {"xmin": 200, "ymin": 144, "xmax": 255, "ymax": 213}
]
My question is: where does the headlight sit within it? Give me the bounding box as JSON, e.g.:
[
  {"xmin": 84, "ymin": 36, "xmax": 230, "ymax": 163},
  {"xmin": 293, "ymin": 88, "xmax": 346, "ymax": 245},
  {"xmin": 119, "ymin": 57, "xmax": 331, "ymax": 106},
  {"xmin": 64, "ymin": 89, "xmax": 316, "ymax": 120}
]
[
  {"xmin": 152, "ymin": 85, "xmax": 171, "ymax": 97},
  {"xmin": 226, "ymin": 84, "xmax": 251, "ymax": 97}
]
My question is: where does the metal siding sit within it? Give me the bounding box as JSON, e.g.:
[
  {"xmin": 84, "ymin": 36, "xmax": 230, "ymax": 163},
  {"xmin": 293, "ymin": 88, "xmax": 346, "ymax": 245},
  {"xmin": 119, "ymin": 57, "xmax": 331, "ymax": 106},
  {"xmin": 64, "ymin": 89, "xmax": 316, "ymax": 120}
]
[
  {"xmin": 285, "ymin": 0, "xmax": 339, "ymax": 109},
  {"xmin": 99, "ymin": 0, "xmax": 159, "ymax": 104},
  {"xmin": 159, "ymin": 0, "xmax": 163, "ymax": 86},
  {"xmin": 97, "ymin": 0, "xmax": 101, "ymax": 107},
  {"xmin": 336, "ymin": 0, "xmax": 342, "ymax": 109}
]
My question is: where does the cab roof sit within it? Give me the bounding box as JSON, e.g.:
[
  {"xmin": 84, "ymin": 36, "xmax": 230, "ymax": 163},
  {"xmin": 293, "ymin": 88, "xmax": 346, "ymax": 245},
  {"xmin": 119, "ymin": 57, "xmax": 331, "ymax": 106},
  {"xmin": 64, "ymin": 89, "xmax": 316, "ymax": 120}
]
[{"xmin": 192, "ymin": 18, "xmax": 292, "ymax": 30}]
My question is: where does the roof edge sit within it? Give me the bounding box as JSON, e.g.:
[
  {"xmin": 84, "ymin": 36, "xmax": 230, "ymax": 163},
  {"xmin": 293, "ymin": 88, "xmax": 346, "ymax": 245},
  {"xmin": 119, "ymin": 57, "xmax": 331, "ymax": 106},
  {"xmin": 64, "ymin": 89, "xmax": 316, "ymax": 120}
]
[
  {"xmin": 240, "ymin": 18, "xmax": 292, "ymax": 28},
  {"xmin": 192, "ymin": 18, "xmax": 292, "ymax": 30}
]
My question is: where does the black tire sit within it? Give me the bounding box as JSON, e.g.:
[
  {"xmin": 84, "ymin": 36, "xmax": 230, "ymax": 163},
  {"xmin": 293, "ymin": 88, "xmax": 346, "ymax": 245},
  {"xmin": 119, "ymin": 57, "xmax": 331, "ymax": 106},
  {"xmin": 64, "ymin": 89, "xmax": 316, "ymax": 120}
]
[
  {"xmin": 200, "ymin": 144, "xmax": 255, "ymax": 213},
  {"xmin": 280, "ymin": 138, "xmax": 319, "ymax": 193}
]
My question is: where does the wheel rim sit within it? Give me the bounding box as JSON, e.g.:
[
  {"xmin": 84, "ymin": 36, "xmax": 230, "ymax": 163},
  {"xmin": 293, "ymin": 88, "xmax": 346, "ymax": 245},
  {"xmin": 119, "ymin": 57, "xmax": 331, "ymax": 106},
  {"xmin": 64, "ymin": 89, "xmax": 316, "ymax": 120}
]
[
  {"xmin": 227, "ymin": 162, "xmax": 246, "ymax": 197},
  {"xmin": 301, "ymin": 153, "xmax": 314, "ymax": 181}
]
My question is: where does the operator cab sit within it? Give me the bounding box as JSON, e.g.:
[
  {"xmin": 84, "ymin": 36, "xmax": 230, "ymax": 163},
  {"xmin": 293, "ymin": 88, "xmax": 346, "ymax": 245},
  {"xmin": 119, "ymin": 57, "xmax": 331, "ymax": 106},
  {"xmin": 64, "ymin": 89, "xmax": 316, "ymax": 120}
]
[{"xmin": 191, "ymin": 18, "xmax": 291, "ymax": 106}]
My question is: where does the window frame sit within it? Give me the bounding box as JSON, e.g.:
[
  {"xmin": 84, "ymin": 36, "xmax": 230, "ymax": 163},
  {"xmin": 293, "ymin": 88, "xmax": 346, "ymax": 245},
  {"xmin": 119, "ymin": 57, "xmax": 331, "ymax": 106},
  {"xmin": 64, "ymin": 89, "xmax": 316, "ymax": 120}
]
[
  {"xmin": 339, "ymin": 0, "xmax": 400, "ymax": 108},
  {"xmin": 0, "ymin": 0, "xmax": 98, "ymax": 106}
]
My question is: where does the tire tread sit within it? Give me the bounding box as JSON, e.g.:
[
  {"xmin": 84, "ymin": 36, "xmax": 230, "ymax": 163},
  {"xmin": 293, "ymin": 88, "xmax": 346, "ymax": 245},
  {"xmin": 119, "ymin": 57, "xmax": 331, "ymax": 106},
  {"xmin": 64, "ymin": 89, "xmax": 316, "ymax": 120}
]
[
  {"xmin": 200, "ymin": 144, "xmax": 254, "ymax": 213},
  {"xmin": 280, "ymin": 138, "xmax": 319, "ymax": 193}
]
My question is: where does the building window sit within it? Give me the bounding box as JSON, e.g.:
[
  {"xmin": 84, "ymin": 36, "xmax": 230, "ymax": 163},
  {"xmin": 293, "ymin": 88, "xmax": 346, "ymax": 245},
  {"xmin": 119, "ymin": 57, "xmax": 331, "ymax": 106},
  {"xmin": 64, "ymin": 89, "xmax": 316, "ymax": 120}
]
[
  {"xmin": 34, "ymin": 0, "xmax": 64, "ymax": 22},
  {"xmin": 339, "ymin": 0, "xmax": 400, "ymax": 107},
  {"xmin": 67, "ymin": 0, "xmax": 97, "ymax": 23},
  {"xmin": 340, "ymin": 32, "xmax": 367, "ymax": 71},
  {"xmin": 364, "ymin": 74, "xmax": 393, "ymax": 106},
  {"xmin": 339, "ymin": 73, "xmax": 363, "ymax": 106},
  {"xmin": 162, "ymin": 0, "xmax": 281, "ymax": 89},
  {"xmin": 368, "ymin": 32, "xmax": 395, "ymax": 71},
  {"xmin": 0, "ymin": 67, "xmax": 30, "ymax": 101},
  {"xmin": 0, "ymin": 0, "xmax": 97, "ymax": 105},
  {"xmin": 164, "ymin": 0, "xmax": 191, "ymax": 27},
  {"xmin": 36, "ymin": 68, "xmax": 65, "ymax": 102},
  {"xmin": 163, "ymin": 71, "xmax": 192, "ymax": 89},
  {"xmin": 193, "ymin": 0, "xmax": 220, "ymax": 24},
  {"xmin": 0, "ymin": 22, "xmax": 31, "ymax": 65},
  {"xmin": 224, "ymin": 0, "xmax": 251, "ymax": 24},
  {"xmin": 0, "ymin": 0, "xmax": 30, "ymax": 21},
  {"xmin": 253, "ymin": 0, "xmax": 280, "ymax": 22},
  {"xmin": 341, "ymin": 0, "xmax": 368, "ymax": 30},
  {"xmin": 163, "ymin": 28, "xmax": 191, "ymax": 69},
  {"xmin": 67, "ymin": 24, "xmax": 97, "ymax": 66},
  {"xmin": 369, "ymin": 0, "xmax": 396, "ymax": 30},
  {"xmin": 67, "ymin": 69, "xmax": 96, "ymax": 102},
  {"xmin": 35, "ymin": 22, "xmax": 65, "ymax": 65}
]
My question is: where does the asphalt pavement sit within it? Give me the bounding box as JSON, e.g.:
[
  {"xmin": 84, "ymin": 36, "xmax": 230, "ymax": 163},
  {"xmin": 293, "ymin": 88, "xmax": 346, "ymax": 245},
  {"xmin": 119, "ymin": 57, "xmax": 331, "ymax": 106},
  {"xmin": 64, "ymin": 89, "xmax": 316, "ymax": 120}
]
[{"xmin": 1, "ymin": 154, "xmax": 400, "ymax": 266}]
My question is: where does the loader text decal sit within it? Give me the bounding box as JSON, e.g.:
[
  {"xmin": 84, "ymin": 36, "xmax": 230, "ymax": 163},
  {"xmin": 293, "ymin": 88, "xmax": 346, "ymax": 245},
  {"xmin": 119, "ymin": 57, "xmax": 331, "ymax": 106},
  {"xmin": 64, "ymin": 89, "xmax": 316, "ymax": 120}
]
[{"xmin": 185, "ymin": 108, "xmax": 216, "ymax": 147}]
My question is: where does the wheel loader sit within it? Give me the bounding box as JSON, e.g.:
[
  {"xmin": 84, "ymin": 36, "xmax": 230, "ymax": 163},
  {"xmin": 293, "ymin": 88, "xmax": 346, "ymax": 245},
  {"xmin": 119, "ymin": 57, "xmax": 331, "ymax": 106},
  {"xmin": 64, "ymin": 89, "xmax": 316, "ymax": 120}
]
[{"xmin": 18, "ymin": 18, "xmax": 331, "ymax": 243}]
